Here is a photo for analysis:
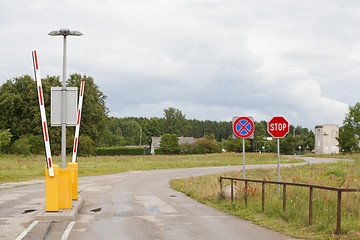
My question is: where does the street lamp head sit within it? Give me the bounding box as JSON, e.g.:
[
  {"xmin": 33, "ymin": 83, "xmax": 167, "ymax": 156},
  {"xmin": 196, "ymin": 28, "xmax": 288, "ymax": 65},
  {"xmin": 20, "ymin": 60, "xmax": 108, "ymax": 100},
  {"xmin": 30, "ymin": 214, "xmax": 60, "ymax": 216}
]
[
  {"xmin": 48, "ymin": 28, "xmax": 83, "ymax": 37},
  {"xmin": 69, "ymin": 30, "xmax": 83, "ymax": 36},
  {"xmin": 48, "ymin": 30, "xmax": 60, "ymax": 36},
  {"xmin": 59, "ymin": 28, "xmax": 71, "ymax": 35}
]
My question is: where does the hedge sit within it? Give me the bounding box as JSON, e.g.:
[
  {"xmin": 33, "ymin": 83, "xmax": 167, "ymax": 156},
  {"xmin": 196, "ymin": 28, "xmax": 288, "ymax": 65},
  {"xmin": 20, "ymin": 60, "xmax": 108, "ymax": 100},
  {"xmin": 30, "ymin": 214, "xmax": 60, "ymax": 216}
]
[
  {"xmin": 95, "ymin": 146, "xmax": 145, "ymax": 156},
  {"xmin": 154, "ymin": 147, "xmax": 163, "ymax": 155}
]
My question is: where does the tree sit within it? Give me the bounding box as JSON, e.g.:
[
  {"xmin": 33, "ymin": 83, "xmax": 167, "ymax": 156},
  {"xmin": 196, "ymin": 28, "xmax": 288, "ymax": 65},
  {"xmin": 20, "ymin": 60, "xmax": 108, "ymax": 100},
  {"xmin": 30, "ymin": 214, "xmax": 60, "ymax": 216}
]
[
  {"xmin": 254, "ymin": 120, "xmax": 268, "ymax": 138},
  {"xmin": 159, "ymin": 134, "xmax": 179, "ymax": 154},
  {"xmin": 205, "ymin": 134, "xmax": 216, "ymax": 141},
  {"xmin": 338, "ymin": 102, "xmax": 360, "ymax": 153},
  {"xmin": 338, "ymin": 125, "xmax": 359, "ymax": 153},
  {"xmin": 162, "ymin": 107, "xmax": 192, "ymax": 136},
  {"xmin": 0, "ymin": 75, "xmax": 44, "ymax": 140},
  {"xmin": 188, "ymin": 119, "xmax": 231, "ymax": 141},
  {"xmin": 142, "ymin": 117, "xmax": 162, "ymax": 143},
  {"xmin": 280, "ymin": 134, "xmax": 297, "ymax": 155},
  {"xmin": 223, "ymin": 136, "xmax": 251, "ymax": 152},
  {"xmin": 99, "ymin": 117, "xmax": 127, "ymax": 147},
  {"xmin": 295, "ymin": 131, "xmax": 315, "ymax": 153},
  {"xmin": 254, "ymin": 135, "xmax": 270, "ymax": 152},
  {"xmin": 116, "ymin": 118, "xmax": 141, "ymax": 145},
  {"xmin": 67, "ymin": 74, "xmax": 108, "ymax": 145},
  {"xmin": 0, "ymin": 74, "xmax": 108, "ymax": 154}
]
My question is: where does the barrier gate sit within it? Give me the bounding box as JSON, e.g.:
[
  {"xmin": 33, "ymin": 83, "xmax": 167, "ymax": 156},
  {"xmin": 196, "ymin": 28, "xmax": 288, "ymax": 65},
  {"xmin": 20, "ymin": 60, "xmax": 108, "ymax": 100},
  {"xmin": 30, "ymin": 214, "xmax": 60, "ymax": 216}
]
[{"xmin": 32, "ymin": 51, "xmax": 84, "ymax": 211}]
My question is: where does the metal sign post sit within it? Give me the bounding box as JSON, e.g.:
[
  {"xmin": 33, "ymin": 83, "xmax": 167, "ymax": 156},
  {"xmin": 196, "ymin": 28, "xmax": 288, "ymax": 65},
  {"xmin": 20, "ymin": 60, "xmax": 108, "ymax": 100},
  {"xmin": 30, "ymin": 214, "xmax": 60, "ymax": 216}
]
[
  {"xmin": 61, "ymin": 35, "xmax": 67, "ymax": 169},
  {"xmin": 242, "ymin": 138, "xmax": 245, "ymax": 179},
  {"xmin": 277, "ymin": 138, "xmax": 280, "ymax": 188},
  {"xmin": 267, "ymin": 116, "xmax": 289, "ymax": 194},
  {"xmin": 232, "ymin": 116, "xmax": 255, "ymax": 179}
]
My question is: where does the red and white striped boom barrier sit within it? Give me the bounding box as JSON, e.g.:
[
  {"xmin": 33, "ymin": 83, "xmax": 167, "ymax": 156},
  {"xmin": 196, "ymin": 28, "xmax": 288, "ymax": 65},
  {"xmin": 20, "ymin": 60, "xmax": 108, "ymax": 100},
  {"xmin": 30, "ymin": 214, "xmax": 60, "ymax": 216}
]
[
  {"xmin": 72, "ymin": 81, "xmax": 85, "ymax": 162},
  {"xmin": 32, "ymin": 51, "xmax": 54, "ymax": 177}
]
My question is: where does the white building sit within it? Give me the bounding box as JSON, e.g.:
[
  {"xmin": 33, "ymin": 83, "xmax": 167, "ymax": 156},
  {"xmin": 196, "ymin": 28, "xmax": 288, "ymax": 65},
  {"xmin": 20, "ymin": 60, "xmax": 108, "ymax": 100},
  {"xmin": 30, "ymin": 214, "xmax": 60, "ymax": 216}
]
[{"xmin": 315, "ymin": 124, "xmax": 339, "ymax": 154}]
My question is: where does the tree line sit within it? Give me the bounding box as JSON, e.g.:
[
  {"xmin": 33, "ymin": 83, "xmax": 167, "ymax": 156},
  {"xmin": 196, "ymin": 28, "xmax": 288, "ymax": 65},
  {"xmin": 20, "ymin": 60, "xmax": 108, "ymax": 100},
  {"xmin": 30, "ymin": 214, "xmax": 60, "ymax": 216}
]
[
  {"xmin": 0, "ymin": 74, "xmax": 316, "ymax": 155},
  {"xmin": 101, "ymin": 114, "xmax": 315, "ymax": 155}
]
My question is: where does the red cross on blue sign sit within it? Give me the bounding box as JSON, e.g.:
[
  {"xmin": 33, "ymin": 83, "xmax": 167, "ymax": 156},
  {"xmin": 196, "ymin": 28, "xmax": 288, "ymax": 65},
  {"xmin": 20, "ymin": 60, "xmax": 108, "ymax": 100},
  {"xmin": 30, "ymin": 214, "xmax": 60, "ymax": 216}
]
[{"xmin": 232, "ymin": 117, "xmax": 254, "ymax": 139}]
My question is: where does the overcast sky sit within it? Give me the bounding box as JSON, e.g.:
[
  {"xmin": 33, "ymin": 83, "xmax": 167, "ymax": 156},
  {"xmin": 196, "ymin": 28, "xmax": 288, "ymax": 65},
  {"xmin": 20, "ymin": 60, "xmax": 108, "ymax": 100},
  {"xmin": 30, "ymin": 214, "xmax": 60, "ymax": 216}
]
[{"xmin": 1, "ymin": 0, "xmax": 360, "ymax": 129}]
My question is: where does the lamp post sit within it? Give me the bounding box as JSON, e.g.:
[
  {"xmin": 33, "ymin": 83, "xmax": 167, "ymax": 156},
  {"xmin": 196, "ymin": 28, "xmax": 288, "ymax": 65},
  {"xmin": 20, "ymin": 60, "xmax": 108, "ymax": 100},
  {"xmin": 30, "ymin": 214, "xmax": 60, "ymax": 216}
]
[
  {"xmin": 140, "ymin": 128, "xmax": 142, "ymax": 146},
  {"xmin": 49, "ymin": 28, "xmax": 83, "ymax": 169}
]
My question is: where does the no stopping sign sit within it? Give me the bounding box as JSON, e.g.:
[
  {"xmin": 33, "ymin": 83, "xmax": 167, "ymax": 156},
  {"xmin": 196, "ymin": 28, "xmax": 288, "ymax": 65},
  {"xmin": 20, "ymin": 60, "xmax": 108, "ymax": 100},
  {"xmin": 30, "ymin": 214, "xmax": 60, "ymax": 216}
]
[{"xmin": 232, "ymin": 117, "xmax": 254, "ymax": 139}]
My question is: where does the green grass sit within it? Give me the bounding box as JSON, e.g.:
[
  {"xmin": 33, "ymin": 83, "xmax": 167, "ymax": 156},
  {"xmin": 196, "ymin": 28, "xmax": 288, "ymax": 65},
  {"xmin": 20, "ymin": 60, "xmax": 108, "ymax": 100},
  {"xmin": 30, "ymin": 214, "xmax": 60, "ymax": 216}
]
[
  {"xmin": 0, "ymin": 152, "xmax": 302, "ymax": 183},
  {"xmin": 170, "ymin": 160, "xmax": 360, "ymax": 239}
]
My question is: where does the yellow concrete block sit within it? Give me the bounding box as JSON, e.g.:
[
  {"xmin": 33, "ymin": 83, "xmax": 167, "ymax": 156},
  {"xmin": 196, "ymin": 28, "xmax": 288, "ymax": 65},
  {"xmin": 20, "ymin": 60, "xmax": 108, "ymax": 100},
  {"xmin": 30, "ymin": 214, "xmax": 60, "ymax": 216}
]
[
  {"xmin": 58, "ymin": 168, "xmax": 72, "ymax": 209},
  {"xmin": 45, "ymin": 165, "xmax": 59, "ymax": 212},
  {"xmin": 67, "ymin": 162, "xmax": 78, "ymax": 200}
]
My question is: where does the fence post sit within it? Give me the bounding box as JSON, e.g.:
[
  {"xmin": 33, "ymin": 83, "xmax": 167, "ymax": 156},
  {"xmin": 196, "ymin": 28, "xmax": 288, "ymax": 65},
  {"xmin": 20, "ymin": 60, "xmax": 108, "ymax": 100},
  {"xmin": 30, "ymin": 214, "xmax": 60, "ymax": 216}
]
[
  {"xmin": 245, "ymin": 181, "xmax": 248, "ymax": 205},
  {"xmin": 336, "ymin": 191, "xmax": 342, "ymax": 234},
  {"xmin": 283, "ymin": 184, "xmax": 286, "ymax": 213},
  {"xmin": 309, "ymin": 187, "xmax": 313, "ymax": 225},
  {"xmin": 231, "ymin": 179, "xmax": 234, "ymax": 202},
  {"xmin": 262, "ymin": 182, "xmax": 265, "ymax": 212},
  {"xmin": 220, "ymin": 177, "xmax": 223, "ymax": 191}
]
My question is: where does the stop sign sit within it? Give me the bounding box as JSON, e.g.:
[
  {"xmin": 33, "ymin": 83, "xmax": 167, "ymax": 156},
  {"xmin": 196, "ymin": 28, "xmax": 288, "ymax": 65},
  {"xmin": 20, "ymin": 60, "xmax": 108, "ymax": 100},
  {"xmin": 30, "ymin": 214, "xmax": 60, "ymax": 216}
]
[{"xmin": 267, "ymin": 116, "xmax": 289, "ymax": 138}]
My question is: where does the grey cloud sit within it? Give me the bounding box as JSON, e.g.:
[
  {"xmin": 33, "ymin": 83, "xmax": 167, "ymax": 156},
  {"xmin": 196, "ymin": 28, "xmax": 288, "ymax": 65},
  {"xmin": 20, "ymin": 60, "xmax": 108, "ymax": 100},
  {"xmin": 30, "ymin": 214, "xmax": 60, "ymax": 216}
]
[{"xmin": 0, "ymin": 0, "xmax": 357, "ymax": 130}]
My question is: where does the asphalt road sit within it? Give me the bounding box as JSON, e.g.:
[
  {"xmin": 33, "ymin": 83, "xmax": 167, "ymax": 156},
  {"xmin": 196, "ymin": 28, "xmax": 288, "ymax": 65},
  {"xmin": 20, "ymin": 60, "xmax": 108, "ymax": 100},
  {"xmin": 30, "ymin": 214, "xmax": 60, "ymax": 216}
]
[{"xmin": 1, "ymin": 157, "xmax": 345, "ymax": 240}]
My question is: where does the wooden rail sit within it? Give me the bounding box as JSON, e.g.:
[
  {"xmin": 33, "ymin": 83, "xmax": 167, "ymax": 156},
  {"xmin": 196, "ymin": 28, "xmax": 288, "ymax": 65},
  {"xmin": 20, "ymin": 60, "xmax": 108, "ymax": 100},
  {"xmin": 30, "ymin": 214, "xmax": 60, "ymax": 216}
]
[{"xmin": 219, "ymin": 176, "xmax": 360, "ymax": 234}]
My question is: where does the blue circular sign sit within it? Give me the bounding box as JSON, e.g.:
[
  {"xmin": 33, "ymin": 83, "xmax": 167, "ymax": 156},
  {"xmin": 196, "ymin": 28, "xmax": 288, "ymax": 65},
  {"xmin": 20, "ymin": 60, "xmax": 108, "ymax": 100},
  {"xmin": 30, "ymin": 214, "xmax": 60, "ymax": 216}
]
[{"xmin": 232, "ymin": 117, "xmax": 254, "ymax": 139}]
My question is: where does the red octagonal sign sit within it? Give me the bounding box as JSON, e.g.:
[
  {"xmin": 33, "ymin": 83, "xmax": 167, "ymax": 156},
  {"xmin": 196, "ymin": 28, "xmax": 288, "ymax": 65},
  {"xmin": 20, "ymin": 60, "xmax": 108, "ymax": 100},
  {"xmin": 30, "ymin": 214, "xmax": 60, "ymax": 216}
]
[{"xmin": 267, "ymin": 116, "xmax": 289, "ymax": 138}]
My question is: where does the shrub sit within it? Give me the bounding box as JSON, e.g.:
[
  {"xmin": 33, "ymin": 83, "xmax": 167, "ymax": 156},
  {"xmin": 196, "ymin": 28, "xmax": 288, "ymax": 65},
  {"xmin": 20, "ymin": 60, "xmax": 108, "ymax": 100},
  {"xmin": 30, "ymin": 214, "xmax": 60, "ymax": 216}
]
[
  {"xmin": 0, "ymin": 129, "xmax": 12, "ymax": 153},
  {"xmin": 192, "ymin": 138, "xmax": 222, "ymax": 154},
  {"xmin": 11, "ymin": 136, "xmax": 31, "ymax": 156},
  {"xmin": 29, "ymin": 135, "xmax": 44, "ymax": 154},
  {"xmin": 95, "ymin": 146, "xmax": 144, "ymax": 156},
  {"xmin": 154, "ymin": 147, "xmax": 163, "ymax": 155},
  {"xmin": 179, "ymin": 143, "xmax": 192, "ymax": 155},
  {"xmin": 77, "ymin": 135, "xmax": 96, "ymax": 156}
]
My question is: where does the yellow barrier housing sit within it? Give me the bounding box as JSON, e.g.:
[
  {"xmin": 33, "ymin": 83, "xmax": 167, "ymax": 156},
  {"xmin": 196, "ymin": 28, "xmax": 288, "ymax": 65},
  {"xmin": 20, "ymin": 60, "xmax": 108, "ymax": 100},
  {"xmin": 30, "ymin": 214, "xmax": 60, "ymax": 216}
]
[
  {"xmin": 58, "ymin": 168, "xmax": 73, "ymax": 209},
  {"xmin": 45, "ymin": 165, "xmax": 59, "ymax": 212},
  {"xmin": 67, "ymin": 162, "xmax": 78, "ymax": 200},
  {"xmin": 45, "ymin": 163, "xmax": 78, "ymax": 212}
]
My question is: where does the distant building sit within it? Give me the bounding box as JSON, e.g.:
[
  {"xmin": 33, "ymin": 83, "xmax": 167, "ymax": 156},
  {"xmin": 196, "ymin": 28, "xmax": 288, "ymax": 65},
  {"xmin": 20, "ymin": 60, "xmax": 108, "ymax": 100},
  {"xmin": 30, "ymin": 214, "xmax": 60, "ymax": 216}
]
[
  {"xmin": 150, "ymin": 136, "xmax": 195, "ymax": 155},
  {"xmin": 315, "ymin": 124, "xmax": 339, "ymax": 154}
]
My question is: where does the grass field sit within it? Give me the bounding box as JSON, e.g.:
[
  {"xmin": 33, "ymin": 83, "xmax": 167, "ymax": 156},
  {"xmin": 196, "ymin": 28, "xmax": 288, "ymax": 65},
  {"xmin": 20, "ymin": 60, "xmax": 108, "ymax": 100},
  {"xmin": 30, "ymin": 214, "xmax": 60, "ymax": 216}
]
[
  {"xmin": 3, "ymin": 152, "xmax": 359, "ymax": 238},
  {"xmin": 170, "ymin": 159, "xmax": 360, "ymax": 240},
  {"xmin": 0, "ymin": 152, "xmax": 302, "ymax": 183},
  {"xmin": 306, "ymin": 153, "xmax": 360, "ymax": 161}
]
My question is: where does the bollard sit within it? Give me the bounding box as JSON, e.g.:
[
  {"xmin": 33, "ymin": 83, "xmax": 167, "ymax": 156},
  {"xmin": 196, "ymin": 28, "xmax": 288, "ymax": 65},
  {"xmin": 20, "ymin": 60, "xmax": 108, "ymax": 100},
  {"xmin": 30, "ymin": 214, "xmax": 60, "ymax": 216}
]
[{"xmin": 67, "ymin": 162, "xmax": 78, "ymax": 200}]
